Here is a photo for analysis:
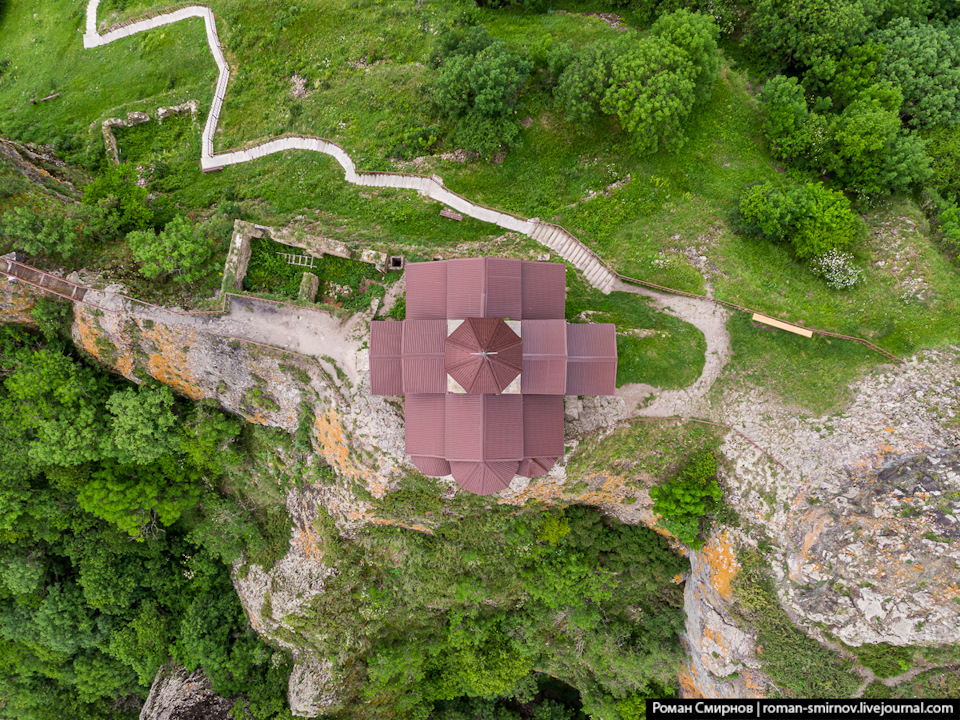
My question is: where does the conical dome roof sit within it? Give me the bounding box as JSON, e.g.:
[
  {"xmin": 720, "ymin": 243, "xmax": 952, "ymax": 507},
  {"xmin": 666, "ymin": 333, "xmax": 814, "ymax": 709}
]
[{"xmin": 445, "ymin": 318, "xmax": 522, "ymax": 394}]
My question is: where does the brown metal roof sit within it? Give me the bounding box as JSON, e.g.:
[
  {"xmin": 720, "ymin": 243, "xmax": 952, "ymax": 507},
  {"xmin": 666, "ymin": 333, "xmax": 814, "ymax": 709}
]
[
  {"xmin": 404, "ymin": 394, "xmax": 446, "ymax": 457},
  {"xmin": 522, "ymin": 395, "xmax": 564, "ymax": 458},
  {"xmin": 450, "ymin": 460, "xmax": 519, "ymax": 495},
  {"xmin": 369, "ymin": 259, "xmax": 619, "ymax": 495},
  {"xmin": 400, "ymin": 320, "xmax": 446, "ymax": 394},
  {"xmin": 518, "ymin": 457, "xmax": 558, "ymax": 478},
  {"xmin": 446, "ymin": 318, "xmax": 522, "ymax": 394},
  {"xmin": 411, "ymin": 456, "xmax": 451, "ymax": 477},
  {"xmin": 566, "ymin": 323, "xmax": 618, "ymax": 395},
  {"xmin": 484, "ymin": 257, "xmax": 522, "ymax": 319},
  {"xmin": 369, "ymin": 321, "xmax": 403, "ymax": 395},
  {"xmin": 521, "ymin": 261, "xmax": 566, "ymax": 319},
  {"xmin": 405, "ymin": 262, "xmax": 448, "ymax": 319},
  {"xmin": 520, "ymin": 320, "xmax": 567, "ymax": 394},
  {"xmin": 445, "ymin": 258, "xmax": 485, "ymax": 319},
  {"xmin": 445, "ymin": 394, "xmax": 523, "ymax": 462}
]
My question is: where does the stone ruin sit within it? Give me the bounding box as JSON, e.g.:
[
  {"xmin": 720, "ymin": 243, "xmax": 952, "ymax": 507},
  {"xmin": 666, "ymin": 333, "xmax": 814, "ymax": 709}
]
[{"xmin": 99, "ymin": 101, "xmax": 199, "ymax": 164}]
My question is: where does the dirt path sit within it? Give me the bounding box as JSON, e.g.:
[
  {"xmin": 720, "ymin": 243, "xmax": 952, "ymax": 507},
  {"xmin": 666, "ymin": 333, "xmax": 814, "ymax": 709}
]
[
  {"xmin": 82, "ymin": 288, "xmax": 365, "ymax": 385},
  {"xmin": 611, "ymin": 279, "xmax": 733, "ymax": 418}
]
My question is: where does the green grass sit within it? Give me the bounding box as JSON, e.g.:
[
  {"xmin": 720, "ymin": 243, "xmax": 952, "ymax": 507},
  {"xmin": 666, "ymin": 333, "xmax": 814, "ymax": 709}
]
[
  {"xmin": 0, "ymin": 0, "xmax": 214, "ymax": 156},
  {"xmin": 568, "ymin": 420, "xmax": 724, "ymax": 482},
  {"xmin": 4, "ymin": 0, "xmax": 959, "ymax": 409},
  {"xmin": 716, "ymin": 312, "xmax": 880, "ymax": 415},
  {"xmin": 714, "ymin": 200, "xmax": 960, "ymax": 356},
  {"xmin": 845, "ymin": 643, "xmax": 914, "ymax": 680},
  {"xmin": 565, "ymin": 270, "xmax": 705, "ymax": 389}
]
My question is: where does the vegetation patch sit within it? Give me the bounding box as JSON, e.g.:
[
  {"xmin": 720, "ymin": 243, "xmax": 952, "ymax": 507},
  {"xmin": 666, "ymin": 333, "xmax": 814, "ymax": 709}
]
[
  {"xmin": 242, "ymin": 234, "xmax": 387, "ymax": 310},
  {"xmin": 732, "ymin": 550, "xmax": 861, "ymax": 698},
  {"xmin": 288, "ymin": 504, "xmax": 687, "ymax": 718},
  {"xmin": 565, "ymin": 272, "xmax": 705, "ymax": 389}
]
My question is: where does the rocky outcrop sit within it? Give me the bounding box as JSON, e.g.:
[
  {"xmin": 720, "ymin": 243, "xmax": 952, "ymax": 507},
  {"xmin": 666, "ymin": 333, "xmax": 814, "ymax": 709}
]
[
  {"xmin": 139, "ymin": 663, "xmax": 233, "ymax": 720},
  {"xmin": 784, "ymin": 448, "xmax": 960, "ymax": 647},
  {"xmin": 680, "ymin": 532, "xmax": 771, "ymax": 698},
  {"xmin": 287, "ymin": 657, "xmax": 341, "ymax": 717}
]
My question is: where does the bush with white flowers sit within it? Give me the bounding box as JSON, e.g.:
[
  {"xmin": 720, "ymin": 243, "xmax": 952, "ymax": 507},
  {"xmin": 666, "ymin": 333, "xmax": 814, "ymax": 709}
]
[{"xmin": 809, "ymin": 249, "xmax": 864, "ymax": 290}]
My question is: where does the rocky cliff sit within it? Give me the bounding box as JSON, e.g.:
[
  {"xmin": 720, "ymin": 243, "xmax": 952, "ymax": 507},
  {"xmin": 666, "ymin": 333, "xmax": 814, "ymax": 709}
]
[{"xmin": 3, "ymin": 270, "xmax": 959, "ymax": 710}]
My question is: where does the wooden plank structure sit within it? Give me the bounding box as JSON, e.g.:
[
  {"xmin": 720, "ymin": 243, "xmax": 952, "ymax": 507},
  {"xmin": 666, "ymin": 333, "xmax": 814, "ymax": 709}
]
[
  {"xmin": 439, "ymin": 208, "xmax": 463, "ymax": 221},
  {"xmin": 751, "ymin": 313, "xmax": 813, "ymax": 338},
  {"xmin": 277, "ymin": 252, "xmax": 317, "ymax": 269},
  {"xmin": 29, "ymin": 93, "xmax": 61, "ymax": 104}
]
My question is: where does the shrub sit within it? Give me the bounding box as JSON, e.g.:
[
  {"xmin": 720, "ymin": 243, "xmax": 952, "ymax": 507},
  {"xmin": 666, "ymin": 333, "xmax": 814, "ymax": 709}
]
[
  {"xmin": 788, "ymin": 182, "xmax": 863, "ymax": 259},
  {"xmin": 555, "ymin": 38, "xmax": 626, "ymax": 124},
  {"xmin": 923, "ymin": 125, "xmax": 960, "ymax": 201},
  {"xmin": 433, "ymin": 41, "xmax": 529, "ymax": 155},
  {"xmin": 734, "ymin": 181, "xmax": 795, "ymax": 242},
  {"xmin": 808, "ymin": 249, "xmax": 864, "ymax": 289},
  {"xmin": 81, "ymin": 163, "xmax": 154, "ymax": 233},
  {"xmin": 649, "ymin": 450, "xmax": 721, "ymax": 549},
  {"xmin": 735, "ymin": 181, "xmax": 862, "ymax": 260},
  {"xmin": 827, "ymin": 84, "xmax": 932, "ymax": 196},
  {"xmin": 872, "ymin": 17, "xmax": 960, "ymax": 129},
  {"xmin": 0, "ymin": 206, "xmax": 79, "ymax": 258},
  {"xmin": 651, "ymin": 9, "xmax": 720, "ymax": 105},
  {"xmin": 126, "ymin": 215, "xmax": 214, "ymax": 282},
  {"xmin": 760, "ymin": 75, "xmax": 828, "ymax": 165}
]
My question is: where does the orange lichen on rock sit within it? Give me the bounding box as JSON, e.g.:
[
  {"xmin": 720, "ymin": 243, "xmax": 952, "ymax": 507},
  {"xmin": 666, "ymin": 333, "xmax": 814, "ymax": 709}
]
[
  {"xmin": 313, "ymin": 408, "xmax": 388, "ymax": 497},
  {"xmin": 703, "ymin": 531, "xmax": 740, "ymax": 602},
  {"xmin": 500, "ymin": 473, "xmax": 639, "ymax": 507},
  {"xmin": 141, "ymin": 322, "xmax": 205, "ymax": 400},
  {"xmin": 678, "ymin": 664, "xmax": 705, "ymax": 698},
  {"xmin": 292, "ymin": 524, "xmax": 325, "ymax": 561},
  {"xmin": 791, "ymin": 513, "xmax": 830, "ymax": 583},
  {"xmin": 0, "ymin": 277, "xmax": 38, "ymax": 324},
  {"xmin": 73, "ymin": 306, "xmax": 106, "ymax": 361},
  {"xmin": 315, "ymin": 409, "xmax": 357, "ymax": 476},
  {"xmin": 368, "ymin": 517, "xmax": 433, "ymax": 534}
]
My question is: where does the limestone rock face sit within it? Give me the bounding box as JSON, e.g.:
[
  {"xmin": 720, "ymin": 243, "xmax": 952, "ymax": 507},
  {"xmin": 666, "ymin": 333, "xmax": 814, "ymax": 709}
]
[
  {"xmin": 139, "ymin": 663, "xmax": 232, "ymax": 720},
  {"xmin": 680, "ymin": 533, "xmax": 770, "ymax": 698},
  {"xmin": 287, "ymin": 657, "xmax": 341, "ymax": 717},
  {"xmin": 785, "ymin": 449, "xmax": 960, "ymax": 647}
]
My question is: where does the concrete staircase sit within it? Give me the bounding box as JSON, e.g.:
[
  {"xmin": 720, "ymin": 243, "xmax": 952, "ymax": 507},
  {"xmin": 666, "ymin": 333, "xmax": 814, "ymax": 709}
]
[
  {"xmin": 528, "ymin": 221, "xmax": 617, "ymax": 294},
  {"xmin": 83, "ymin": 0, "xmax": 622, "ymax": 296}
]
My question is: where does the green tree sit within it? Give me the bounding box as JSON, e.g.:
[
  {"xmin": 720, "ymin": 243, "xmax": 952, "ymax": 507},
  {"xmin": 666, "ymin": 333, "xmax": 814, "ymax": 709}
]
[
  {"xmin": 103, "ymin": 386, "xmax": 179, "ymax": 466},
  {"xmin": 746, "ymin": 0, "xmax": 878, "ymax": 79},
  {"xmin": 0, "ymin": 206, "xmax": 79, "ymax": 258},
  {"xmin": 651, "ymin": 9, "xmax": 720, "ymax": 105},
  {"xmin": 555, "ymin": 38, "xmax": 627, "ymax": 124},
  {"xmin": 126, "ymin": 215, "xmax": 214, "ymax": 282},
  {"xmin": 601, "ymin": 37, "xmax": 697, "ymax": 155},
  {"xmin": 760, "ymin": 75, "xmax": 829, "ymax": 165},
  {"xmin": 924, "ymin": 125, "xmax": 960, "ymax": 200},
  {"xmin": 735, "ymin": 181, "xmax": 862, "ymax": 259},
  {"xmin": 81, "ymin": 163, "xmax": 154, "ymax": 233},
  {"xmin": 872, "ymin": 17, "xmax": 960, "ymax": 128},
  {"xmin": 76, "ymin": 459, "xmax": 202, "ymax": 539},
  {"xmin": 787, "ymin": 182, "xmax": 863, "ymax": 259},
  {"xmin": 3, "ymin": 347, "xmax": 109, "ymax": 468},
  {"xmin": 827, "ymin": 84, "xmax": 932, "ymax": 195},
  {"xmin": 106, "ymin": 601, "xmax": 174, "ymax": 685},
  {"xmin": 649, "ymin": 450, "xmax": 721, "ymax": 549}
]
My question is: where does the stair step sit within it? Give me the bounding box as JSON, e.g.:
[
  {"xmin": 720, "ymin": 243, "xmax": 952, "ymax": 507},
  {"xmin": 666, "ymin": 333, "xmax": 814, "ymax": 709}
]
[{"xmin": 532, "ymin": 223, "xmax": 551, "ymax": 242}]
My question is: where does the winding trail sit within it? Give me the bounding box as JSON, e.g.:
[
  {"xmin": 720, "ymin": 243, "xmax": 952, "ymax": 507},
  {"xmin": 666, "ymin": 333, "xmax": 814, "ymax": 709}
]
[{"xmin": 81, "ymin": 0, "xmax": 733, "ymax": 403}]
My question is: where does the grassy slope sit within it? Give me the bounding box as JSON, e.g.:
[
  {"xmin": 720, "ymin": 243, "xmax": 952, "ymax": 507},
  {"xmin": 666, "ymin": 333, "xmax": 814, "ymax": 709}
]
[{"xmin": 3, "ymin": 0, "xmax": 959, "ymax": 407}]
